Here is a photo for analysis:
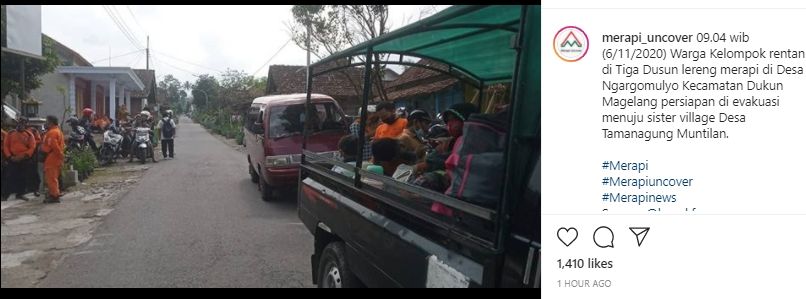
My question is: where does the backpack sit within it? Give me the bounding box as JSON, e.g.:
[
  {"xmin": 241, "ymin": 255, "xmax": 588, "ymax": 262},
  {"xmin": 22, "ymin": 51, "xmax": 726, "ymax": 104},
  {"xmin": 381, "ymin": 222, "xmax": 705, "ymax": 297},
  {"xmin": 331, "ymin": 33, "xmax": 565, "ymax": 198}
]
[
  {"xmin": 444, "ymin": 110, "xmax": 509, "ymax": 209},
  {"xmin": 162, "ymin": 119, "xmax": 175, "ymax": 138}
]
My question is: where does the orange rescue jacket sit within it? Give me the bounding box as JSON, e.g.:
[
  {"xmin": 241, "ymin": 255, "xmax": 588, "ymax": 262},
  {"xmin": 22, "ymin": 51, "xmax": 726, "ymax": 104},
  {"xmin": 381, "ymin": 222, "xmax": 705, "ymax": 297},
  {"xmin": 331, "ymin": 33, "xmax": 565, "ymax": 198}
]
[
  {"xmin": 41, "ymin": 126, "xmax": 65, "ymax": 166},
  {"xmin": 3, "ymin": 129, "xmax": 36, "ymax": 158}
]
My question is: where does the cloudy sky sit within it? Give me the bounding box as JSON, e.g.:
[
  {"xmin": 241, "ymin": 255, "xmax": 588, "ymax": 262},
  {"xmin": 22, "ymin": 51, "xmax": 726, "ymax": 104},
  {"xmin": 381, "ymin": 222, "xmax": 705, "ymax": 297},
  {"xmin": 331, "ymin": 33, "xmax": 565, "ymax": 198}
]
[{"xmin": 41, "ymin": 5, "xmax": 448, "ymax": 85}]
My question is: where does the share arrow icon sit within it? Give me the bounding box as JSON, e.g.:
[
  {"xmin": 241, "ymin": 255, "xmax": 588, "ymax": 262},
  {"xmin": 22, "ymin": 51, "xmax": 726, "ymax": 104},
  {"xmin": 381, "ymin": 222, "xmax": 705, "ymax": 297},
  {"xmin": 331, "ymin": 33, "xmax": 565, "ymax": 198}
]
[{"xmin": 629, "ymin": 227, "xmax": 650, "ymax": 247}]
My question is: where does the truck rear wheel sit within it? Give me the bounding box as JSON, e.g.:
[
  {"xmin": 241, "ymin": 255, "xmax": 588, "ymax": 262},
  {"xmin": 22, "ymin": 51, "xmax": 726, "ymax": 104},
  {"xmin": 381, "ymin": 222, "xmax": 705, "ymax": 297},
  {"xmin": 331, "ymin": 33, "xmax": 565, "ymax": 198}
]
[{"xmin": 318, "ymin": 242, "xmax": 360, "ymax": 288}]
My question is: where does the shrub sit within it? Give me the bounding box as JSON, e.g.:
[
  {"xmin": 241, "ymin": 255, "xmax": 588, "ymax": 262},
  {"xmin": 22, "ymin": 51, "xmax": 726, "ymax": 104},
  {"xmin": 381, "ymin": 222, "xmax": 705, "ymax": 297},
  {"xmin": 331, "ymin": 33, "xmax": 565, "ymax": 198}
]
[
  {"xmin": 66, "ymin": 147, "xmax": 97, "ymax": 181},
  {"xmin": 235, "ymin": 130, "xmax": 244, "ymax": 145}
]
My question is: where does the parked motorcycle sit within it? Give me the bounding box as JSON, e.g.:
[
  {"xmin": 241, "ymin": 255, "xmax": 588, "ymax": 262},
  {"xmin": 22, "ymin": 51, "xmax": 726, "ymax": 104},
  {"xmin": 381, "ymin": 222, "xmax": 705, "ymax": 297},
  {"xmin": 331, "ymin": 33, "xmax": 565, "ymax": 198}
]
[
  {"xmin": 132, "ymin": 127, "xmax": 155, "ymax": 164},
  {"xmin": 98, "ymin": 125, "xmax": 124, "ymax": 166},
  {"xmin": 67, "ymin": 125, "xmax": 89, "ymax": 151},
  {"xmin": 118, "ymin": 124, "xmax": 133, "ymax": 159}
]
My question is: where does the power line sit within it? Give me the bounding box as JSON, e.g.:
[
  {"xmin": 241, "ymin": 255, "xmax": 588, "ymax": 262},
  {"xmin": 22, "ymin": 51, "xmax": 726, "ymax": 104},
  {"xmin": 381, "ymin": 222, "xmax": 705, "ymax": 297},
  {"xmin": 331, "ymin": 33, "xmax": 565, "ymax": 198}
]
[
  {"xmin": 129, "ymin": 52, "xmax": 144, "ymax": 67},
  {"xmin": 252, "ymin": 38, "xmax": 292, "ymax": 77},
  {"xmin": 104, "ymin": 5, "xmax": 144, "ymax": 50},
  {"xmin": 91, "ymin": 49, "xmax": 143, "ymax": 64},
  {"xmin": 111, "ymin": 5, "xmax": 144, "ymax": 47},
  {"xmin": 126, "ymin": 5, "xmax": 147, "ymax": 37},
  {"xmin": 103, "ymin": 6, "xmax": 140, "ymax": 49},
  {"xmin": 152, "ymin": 54, "xmax": 200, "ymax": 77},
  {"xmin": 152, "ymin": 50, "xmax": 223, "ymax": 73},
  {"xmin": 102, "ymin": 5, "xmax": 143, "ymax": 50}
]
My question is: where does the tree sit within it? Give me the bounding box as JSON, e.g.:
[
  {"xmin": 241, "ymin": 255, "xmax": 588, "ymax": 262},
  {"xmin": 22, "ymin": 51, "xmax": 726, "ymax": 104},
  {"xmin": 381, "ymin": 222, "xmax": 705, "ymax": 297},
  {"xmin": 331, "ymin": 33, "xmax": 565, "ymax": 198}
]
[
  {"xmin": 1, "ymin": 34, "xmax": 60, "ymax": 102},
  {"xmin": 191, "ymin": 74, "xmax": 219, "ymax": 111},
  {"xmin": 288, "ymin": 5, "xmax": 391, "ymax": 102},
  {"xmin": 157, "ymin": 74, "xmax": 183, "ymax": 115}
]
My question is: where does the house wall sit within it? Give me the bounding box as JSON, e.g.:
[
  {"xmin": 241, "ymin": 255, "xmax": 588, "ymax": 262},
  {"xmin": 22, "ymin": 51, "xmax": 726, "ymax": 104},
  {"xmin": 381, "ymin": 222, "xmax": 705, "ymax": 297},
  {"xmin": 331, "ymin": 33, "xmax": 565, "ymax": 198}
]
[
  {"xmin": 130, "ymin": 97, "xmax": 143, "ymax": 113},
  {"xmin": 29, "ymin": 72, "xmax": 70, "ymax": 121},
  {"xmin": 95, "ymin": 85, "xmax": 106, "ymax": 118},
  {"xmin": 75, "ymin": 78, "xmax": 91, "ymax": 111},
  {"xmin": 338, "ymin": 95, "xmax": 362, "ymax": 116}
]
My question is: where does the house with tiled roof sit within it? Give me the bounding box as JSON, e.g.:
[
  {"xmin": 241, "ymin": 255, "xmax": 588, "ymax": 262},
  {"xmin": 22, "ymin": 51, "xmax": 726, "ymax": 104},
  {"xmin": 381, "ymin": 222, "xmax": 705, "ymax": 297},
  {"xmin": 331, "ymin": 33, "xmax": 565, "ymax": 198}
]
[
  {"xmin": 377, "ymin": 59, "xmax": 467, "ymax": 117},
  {"xmin": 266, "ymin": 63, "xmax": 371, "ymax": 115},
  {"xmin": 379, "ymin": 59, "xmax": 510, "ymax": 117},
  {"xmin": 130, "ymin": 69, "xmax": 157, "ymax": 113},
  {"xmin": 22, "ymin": 34, "xmax": 147, "ymax": 123}
]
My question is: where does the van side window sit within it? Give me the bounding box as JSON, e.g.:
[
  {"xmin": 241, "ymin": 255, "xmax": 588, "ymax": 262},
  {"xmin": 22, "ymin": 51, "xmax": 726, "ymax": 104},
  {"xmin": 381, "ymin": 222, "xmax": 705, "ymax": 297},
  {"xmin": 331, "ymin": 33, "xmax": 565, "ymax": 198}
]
[{"xmin": 245, "ymin": 106, "xmax": 262, "ymax": 134}]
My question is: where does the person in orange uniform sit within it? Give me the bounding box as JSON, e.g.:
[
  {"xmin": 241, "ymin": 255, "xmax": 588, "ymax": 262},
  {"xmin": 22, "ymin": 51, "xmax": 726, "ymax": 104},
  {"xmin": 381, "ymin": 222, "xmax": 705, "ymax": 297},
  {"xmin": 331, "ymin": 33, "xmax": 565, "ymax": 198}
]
[
  {"xmin": 25, "ymin": 124, "xmax": 43, "ymax": 197},
  {"xmin": 3, "ymin": 117, "xmax": 37, "ymax": 200},
  {"xmin": 41, "ymin": 115, "xmax": 65, "ymax": 203},
  {"xmin": 373, "ymin": 102, "xmax": 407, "ymax": 140},
  {"xmin": 1, "ymin": 127, "xmax": 9, "ymax": 201}
]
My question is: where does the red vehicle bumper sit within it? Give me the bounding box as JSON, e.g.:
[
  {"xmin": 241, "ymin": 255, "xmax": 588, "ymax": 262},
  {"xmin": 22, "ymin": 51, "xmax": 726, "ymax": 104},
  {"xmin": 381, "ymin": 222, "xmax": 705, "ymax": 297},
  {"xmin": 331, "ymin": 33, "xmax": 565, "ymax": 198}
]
[{"xmin": 264, "ymin": 165, "xmax": 300, "ymax": 187}]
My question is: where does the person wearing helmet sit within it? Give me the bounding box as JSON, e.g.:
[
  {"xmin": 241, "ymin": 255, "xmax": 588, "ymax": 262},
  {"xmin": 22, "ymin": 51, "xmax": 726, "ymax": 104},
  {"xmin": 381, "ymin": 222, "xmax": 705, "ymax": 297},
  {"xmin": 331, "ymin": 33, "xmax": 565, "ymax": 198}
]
[
  {"xmin": 78, "ymin": 108, "xmax": 98, "ymax": 152},
  {"xmin": 129, "ymin": 110, "xmax": 157, "ymax": 163},
  {"xmin": 134, "ymin": 110, "xmax": 155, "ymax": 132},
  {"xmin": 410, "ymin": 103, "xmax": 478, "ymax": 190},
  {"xmin": 440, "ymin": 102, "xmax": 478, "ymax": 139},
  {"xmin": 398, "ymin": 110, "xmax": 432, "ymax": 162},
  {"xmin": 395, "ymin": 107, "xmax": 408, "ymax": 119}
]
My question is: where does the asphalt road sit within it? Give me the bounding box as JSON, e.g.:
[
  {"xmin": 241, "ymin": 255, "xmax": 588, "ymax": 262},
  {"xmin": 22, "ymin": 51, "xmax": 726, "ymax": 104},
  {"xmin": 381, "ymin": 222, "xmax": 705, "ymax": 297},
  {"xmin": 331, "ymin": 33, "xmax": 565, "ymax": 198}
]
[{"xmin": 38, "ymin": 117, "xmax": 314, "ymax": 287}]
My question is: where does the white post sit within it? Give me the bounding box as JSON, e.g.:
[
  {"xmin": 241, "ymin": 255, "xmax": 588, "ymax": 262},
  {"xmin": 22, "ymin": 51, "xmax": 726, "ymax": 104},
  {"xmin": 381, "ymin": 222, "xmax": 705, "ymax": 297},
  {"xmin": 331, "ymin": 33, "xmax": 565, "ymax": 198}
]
[
  {"xmin": 68, "ymin": 75, "xmax": 77, "ymax": 116},
  {"xmin": 117, "ymin": 86, "xmax": 124, "ymax": 121},
  {"xmin": 108, "ymin": 79, "xmax": 116, "ymax": 119},
  {"xmin": 90, "ymin": 81, "xmax": 97, "ymax": 113},
  {"xmin": 125, "ymin": 91, "xmax": 131, "ymax": 113}
]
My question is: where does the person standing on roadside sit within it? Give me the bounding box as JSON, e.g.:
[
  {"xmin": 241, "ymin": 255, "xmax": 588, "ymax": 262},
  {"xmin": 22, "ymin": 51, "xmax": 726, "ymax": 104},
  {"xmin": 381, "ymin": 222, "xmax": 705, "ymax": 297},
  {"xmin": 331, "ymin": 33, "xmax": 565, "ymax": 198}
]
[
  {"xmin": 41, "ymin": 115, "xmax": 66, "ymax": 203},
  {"xmin": 157, "ymin": 110, "xmax": 177, "ymax": 159},
  {"xmin": 3, "ymin": 117, "xmax": 37, "ymax": 201}
]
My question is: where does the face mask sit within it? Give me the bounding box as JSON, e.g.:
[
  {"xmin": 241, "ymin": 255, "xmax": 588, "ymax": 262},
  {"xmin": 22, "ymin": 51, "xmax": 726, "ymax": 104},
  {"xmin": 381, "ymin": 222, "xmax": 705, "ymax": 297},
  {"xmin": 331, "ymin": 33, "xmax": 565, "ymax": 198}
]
[{"xmin": 447, "ymin": 119, "xmax": 463, "ymax": 137}]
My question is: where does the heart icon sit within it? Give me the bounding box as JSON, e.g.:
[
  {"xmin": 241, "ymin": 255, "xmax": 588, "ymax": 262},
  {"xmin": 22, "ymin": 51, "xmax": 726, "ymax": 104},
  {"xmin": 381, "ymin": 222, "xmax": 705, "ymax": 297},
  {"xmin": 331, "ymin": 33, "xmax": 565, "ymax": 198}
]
[{"xmin": 557, "ymin": 227, "xmax": 578, "ymax": 247}]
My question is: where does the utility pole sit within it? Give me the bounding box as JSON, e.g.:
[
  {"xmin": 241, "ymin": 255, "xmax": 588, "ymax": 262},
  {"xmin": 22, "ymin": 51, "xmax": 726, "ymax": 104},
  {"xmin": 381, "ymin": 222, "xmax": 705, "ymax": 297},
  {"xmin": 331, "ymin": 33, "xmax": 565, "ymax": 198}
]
[
  {"xmin": 146, "ymin": 35, "xmax": 150, "ymax": 70},
  {"xmin": 20, "ymin": 58, "xmax": 26, "ymax": 108},
  {"xmin": 305, "ymin": 23, "xmax": 311, "ymax": 89}
]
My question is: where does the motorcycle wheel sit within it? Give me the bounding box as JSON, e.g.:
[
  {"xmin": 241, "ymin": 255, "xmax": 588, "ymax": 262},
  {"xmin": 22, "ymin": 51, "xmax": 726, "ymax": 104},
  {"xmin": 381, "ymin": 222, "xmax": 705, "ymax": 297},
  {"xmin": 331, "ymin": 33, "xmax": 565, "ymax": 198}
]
[
  {"xmin": 100, "ymin": 147, "xmax": 112, "ymax": 165},
  {"xmin": 139, "ymin": 148, "xmax": 146, "ymax": 164}
]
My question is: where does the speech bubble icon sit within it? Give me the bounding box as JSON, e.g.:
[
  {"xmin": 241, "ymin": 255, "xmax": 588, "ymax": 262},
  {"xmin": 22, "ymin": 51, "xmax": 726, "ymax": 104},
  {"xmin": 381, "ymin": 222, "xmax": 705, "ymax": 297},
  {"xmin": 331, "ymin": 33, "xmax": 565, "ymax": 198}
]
[{"xmin": 594, "ymin": 226, "xmax": 614, "ymax": 248}]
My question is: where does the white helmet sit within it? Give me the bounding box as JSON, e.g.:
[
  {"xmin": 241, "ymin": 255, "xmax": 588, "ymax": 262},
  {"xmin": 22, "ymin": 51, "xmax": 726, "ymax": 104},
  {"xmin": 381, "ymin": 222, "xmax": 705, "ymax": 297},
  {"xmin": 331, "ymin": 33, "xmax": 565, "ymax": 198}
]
[{"xmin": 140, "ymin": 111, "xmax": 151, "ymax": 117}]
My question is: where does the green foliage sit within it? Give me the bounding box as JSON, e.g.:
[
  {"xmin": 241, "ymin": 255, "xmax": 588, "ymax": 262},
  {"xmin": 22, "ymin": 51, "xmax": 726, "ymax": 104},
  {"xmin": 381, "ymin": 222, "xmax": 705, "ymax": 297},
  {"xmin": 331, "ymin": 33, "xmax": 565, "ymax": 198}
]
[
  {"xmin": 1, "ymin": 34, "xmax": 61, "ymax": 100},
  {"xmin": 66, "ymin": 147, "xmax": 97, "ymax": 178},
  {"xmin": 193, "ymin": 109, "xmax": 245, "ymax": 143},
  {"xmin": 235, "ymin": 130, "xmax": 244, "ymax": 145}
]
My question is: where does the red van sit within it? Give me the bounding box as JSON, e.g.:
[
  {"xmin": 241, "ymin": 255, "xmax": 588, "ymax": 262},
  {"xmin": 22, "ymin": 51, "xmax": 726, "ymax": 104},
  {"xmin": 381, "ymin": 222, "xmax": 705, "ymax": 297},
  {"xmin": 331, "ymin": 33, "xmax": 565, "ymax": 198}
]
[{"xmin": 244, "ymin": 93, "xmax": 348, "ymax": 201}]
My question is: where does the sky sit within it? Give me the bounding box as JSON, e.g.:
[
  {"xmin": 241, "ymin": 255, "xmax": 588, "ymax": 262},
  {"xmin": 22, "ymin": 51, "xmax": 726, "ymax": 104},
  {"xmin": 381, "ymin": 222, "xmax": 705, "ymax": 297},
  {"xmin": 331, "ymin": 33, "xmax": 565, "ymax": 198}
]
[{"xmin": 41, "ymin": 5, "xmax": 449, "ymax": 86}]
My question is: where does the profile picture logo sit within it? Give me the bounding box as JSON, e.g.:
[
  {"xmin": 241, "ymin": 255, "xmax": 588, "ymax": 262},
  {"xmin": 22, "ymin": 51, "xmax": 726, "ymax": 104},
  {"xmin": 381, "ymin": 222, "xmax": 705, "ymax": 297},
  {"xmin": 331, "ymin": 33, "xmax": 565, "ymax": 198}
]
[{"xmin": 554, "ymin": 26, "xmax": 589, "ymax": 62}]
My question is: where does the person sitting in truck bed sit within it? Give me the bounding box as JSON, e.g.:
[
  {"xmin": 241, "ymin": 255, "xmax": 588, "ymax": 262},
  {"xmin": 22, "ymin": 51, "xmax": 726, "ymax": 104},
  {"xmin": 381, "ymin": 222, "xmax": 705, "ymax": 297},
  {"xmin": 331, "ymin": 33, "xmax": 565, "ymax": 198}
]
[
  {"xmin": 370, "ymin": 138, "xmax": 406, "ymax": 177},
  {"xmin": 332, "ymin": 135, "xmax": 358, "ymax": 179}
]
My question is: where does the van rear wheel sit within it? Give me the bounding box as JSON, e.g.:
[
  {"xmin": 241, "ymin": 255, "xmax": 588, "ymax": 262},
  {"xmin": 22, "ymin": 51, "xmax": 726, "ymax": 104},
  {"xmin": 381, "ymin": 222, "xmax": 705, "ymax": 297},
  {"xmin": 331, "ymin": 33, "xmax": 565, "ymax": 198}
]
[{"xmin": 318, "ymin": 242, "xmax": 360, "ymax": 288}]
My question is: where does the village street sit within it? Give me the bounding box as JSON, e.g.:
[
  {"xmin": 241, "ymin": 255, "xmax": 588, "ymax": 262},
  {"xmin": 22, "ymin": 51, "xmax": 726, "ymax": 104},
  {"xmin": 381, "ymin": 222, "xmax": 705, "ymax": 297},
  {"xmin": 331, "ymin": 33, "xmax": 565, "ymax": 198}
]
[{"xmin": 3, "ymin": 117, "xmax": 313, "ymax": 287}]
